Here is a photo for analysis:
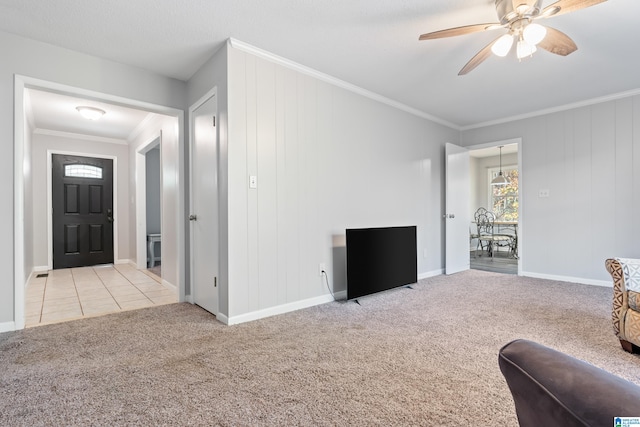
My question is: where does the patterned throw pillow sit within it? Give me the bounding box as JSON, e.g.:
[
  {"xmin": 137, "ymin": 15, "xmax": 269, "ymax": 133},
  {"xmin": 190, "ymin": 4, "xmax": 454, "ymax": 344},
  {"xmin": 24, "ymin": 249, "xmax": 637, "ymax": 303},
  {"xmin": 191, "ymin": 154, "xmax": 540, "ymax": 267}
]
[{"xmin": 616, "ymin": 258, "xmax": 640, "ymax": 292}]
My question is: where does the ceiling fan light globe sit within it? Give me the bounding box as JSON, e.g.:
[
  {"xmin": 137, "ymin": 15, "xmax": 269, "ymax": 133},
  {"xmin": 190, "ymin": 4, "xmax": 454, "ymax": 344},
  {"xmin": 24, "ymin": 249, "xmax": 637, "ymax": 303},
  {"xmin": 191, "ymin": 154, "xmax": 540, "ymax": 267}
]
[
  {"xmin": 523, "ymin": 23, "xmax": 547, "ymax": 45},
  {"xmin": 516, "ymin": 40, "xmax": 537, "ymax": 59},
  {"xmin": 491, "ymin": 34, "xmax": 514, "ymax": 57}
]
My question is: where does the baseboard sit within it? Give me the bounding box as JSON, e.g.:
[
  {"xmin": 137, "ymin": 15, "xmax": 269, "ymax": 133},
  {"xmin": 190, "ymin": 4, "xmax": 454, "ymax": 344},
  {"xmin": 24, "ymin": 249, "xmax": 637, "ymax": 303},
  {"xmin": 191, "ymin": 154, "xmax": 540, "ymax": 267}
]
[
  {"xmin": 216, "ymin": 312, "xmax": 229, "ymax": 325},
  {"xmin": 521, "ymin": 271, "xmax": 611, "ymax": 287},
  {"xmin": 419, "ymin": 269, "xmax": 444, "ymax": 280},
  {"xmin": 161, "ymin": 279, "xmax": 177, "ymax": 292},
  {"xmin": 333, "ymin": 290, "xmax": 347, "ymax": 300},
  {"xmin": 0, "ymin": 321, "xmax": 16, "ymax": 333},
  {"xmin": 115, "ymin": 259, "xmax": 133, "ymax": 266},
  {"xmin": 226, "ymin": 294, "xmax": 336, "ymax": 326},
  {"xmin": 33, "ymin": 265, "xmax": 49, "ymax": 273}
]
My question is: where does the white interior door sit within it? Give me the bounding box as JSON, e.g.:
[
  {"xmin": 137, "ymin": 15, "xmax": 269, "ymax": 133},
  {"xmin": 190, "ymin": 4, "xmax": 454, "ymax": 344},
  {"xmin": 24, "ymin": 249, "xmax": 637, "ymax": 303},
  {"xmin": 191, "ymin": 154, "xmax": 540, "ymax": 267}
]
[
  {"xmin": 190, "ymin": 93, "xmax": 218, "ymax": 315},
  {"xmin": 445, "ymin": 143, "xmax": 470, "ymax": 274}
]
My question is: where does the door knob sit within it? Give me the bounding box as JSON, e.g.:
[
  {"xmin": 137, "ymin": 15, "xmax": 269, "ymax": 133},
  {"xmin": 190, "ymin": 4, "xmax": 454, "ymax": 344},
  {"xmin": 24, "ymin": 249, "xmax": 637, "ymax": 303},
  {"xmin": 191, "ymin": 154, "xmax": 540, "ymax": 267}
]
[{"xmin": 189, "ymin": 214, "xmax": 197, "ymax": 221}]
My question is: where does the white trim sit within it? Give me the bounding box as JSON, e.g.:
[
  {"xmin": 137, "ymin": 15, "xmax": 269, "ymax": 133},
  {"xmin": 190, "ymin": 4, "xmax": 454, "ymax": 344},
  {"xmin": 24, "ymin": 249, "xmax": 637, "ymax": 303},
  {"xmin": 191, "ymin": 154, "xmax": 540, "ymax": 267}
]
[
  {"xmin": 115, "ymin": 259, "xmax": 133, "ymax": 265},
  {"xmin": 225, "ymin": 294, "xmax": 335, "ymax": 326},
  {"xmin": 34, "ymin": 128, "xmax": 127, "ymax": 145},
  {"xmin": 215, "ymin": 312, "xmax": 229, "ymax": 325},
  {"xmin": 127, "ymin": 113, "xmax": 157, "ymax": 142},
  {"xmin": 33, "ymin": 265, "xmax": 49, "ymax": 273},
  {"xmin": 14, "ymin": 76, "xmax": 26, "ymax": 331},
  {"xmin": 333, "ymin": 290, "xmax": 347, "ymax": 300},
  {"xmin": 462, "ymin": 88, "xmax": 640, "ymax": 131},
  {"xmin": 521, "ymin": 271, "xmax": 611, "ymax": 288},
  {"xmin": 418, "ymin": 269, "xmax": 444, "ymax": 280},
  {"xmin": 20, "ymin": 76, "xmax": 181, "ymax": 116},
  {"xmin": 162, "ymin": 279, "xmax": 177, "ymax": 292},
  {"xmin": 135, "ymin": 133, "xmax": 162, "ymax": 270},
  {"xmin": 228, "ymin": 38, "xmax": 460, "ymax": 131},
  {"xmin": 0, "ymin": 321, "xmax": 16, "ymax": 333},
  {"xmin": 47, "ymin": 150, "xmax": 119, "ymax": 269},
  {"xmin": 466, "ymin": 138, "xmax": 523, "ymax": 274}
]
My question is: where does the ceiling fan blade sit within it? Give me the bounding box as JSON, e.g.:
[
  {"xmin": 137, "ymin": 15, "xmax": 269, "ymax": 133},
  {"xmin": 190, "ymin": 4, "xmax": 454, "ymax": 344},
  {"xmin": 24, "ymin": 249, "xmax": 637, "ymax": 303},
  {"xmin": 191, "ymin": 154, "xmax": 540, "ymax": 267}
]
[
  {"xmin": 541, "ymin": 0, "xmax": 607, "ymax": 18},
  {"xmin": 419, "ymin": 23, "xmax": 501, "ymax": 40},
  {"xmin": 538, "ymin": 26, "xmax": 578, "ymax": 56},
  {"xmin": 458, "ymin": 38, "xmax": 498, "ymax": 76}
]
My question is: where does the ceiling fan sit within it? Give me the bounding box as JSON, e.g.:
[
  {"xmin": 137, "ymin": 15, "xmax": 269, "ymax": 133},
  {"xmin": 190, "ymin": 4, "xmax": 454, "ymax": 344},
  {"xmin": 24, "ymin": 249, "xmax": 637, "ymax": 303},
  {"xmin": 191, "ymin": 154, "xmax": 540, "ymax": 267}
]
[{"xmin": 419, "ymin": 0, "xmax": 607, "ymax": 75}]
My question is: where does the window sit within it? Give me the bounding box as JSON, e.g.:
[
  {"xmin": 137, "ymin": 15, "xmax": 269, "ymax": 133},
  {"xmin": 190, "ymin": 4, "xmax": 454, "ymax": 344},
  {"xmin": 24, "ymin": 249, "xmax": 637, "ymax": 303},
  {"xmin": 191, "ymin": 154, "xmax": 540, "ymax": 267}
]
[
  {"xmin": 64, "ymin": 164, "xmax": 103, "ymax": 179},
  {"xmin": 488, "ymin": 166, "xmax": 518, "ymax": 221}
]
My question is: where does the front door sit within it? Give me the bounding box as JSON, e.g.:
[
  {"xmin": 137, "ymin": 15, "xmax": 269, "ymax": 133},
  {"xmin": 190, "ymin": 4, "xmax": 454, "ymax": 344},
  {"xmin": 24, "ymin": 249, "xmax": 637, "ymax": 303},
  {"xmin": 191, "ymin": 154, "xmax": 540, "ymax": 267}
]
[
  {"xmin": 52, "ymin": 154, "xmax": 114, "ymax": 269},
  {"xmin": 190, "ymin": 93, "xmax": 219, "ymax": 315}
]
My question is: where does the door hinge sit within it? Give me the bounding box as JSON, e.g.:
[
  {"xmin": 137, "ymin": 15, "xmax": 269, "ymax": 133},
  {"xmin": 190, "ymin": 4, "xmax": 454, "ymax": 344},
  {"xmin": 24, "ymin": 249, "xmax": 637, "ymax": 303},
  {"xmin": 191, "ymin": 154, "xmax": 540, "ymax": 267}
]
[
  {"xmin": 212, "ymin": 116, "xmax": 216, "ymax": 127},
  {"xmin": 214, "ymin": 277, "xmax": 217, "ymax": 287}
]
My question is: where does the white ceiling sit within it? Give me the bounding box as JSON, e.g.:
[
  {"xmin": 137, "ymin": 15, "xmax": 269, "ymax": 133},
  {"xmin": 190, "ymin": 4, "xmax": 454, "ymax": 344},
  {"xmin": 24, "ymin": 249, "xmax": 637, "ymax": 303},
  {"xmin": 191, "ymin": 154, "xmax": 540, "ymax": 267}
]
[
  {"xmin": 26, "ymin": 89, "xmax": 155, "ymax": 142},
  {"xmin": 3, "ymin": 0, "xmax": 639, "ymax": 131}
]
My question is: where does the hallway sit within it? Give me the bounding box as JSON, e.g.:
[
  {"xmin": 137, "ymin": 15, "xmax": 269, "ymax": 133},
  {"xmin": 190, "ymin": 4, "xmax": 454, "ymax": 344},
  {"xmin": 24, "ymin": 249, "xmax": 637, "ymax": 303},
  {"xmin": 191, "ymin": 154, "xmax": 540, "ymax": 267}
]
[{"xmin": 25, "ymin": 264, "xmax": 177, "ymax": 327}]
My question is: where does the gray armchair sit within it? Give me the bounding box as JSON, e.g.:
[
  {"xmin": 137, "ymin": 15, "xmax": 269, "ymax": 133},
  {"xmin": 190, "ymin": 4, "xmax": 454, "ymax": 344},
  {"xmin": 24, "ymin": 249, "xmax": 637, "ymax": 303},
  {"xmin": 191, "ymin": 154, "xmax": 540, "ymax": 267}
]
[{"xmin": 499, "ymin": 339, "xmax": 640, "ymax": 426}]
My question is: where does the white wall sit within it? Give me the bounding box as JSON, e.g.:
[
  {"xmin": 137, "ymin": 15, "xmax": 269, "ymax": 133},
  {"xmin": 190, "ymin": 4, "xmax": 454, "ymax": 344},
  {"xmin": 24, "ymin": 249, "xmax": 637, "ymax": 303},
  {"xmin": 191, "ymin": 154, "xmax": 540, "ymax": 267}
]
[
  {"xmin": 31, "ymin": 133, "xmax": 131, "ymax": 267},
  {"xmin": 225, "ymin": 45, "xmax": 458, "ymax": 321},
  {"xmin": 129, "ymin": 115, "xmax": 182, "ymax": 290},
  {"xmin": 186, "ymin": 43, "xmax": 229, "ymax": 311},
  {"xmin": 3, "ymin": 29, "xmax": 185, "ymax": 328},
  {"xmin": 462, "ymin": 96, "xmax": 640, "ymax": 284}
]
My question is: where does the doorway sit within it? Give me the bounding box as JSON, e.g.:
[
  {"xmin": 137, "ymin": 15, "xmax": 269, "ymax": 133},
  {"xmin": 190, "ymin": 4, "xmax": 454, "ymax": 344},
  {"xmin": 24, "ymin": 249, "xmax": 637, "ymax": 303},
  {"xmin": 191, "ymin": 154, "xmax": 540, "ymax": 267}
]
[
  {"xmin": 445, "ymin": 139, "xmax": 521, "ymax": 276},
  {"xmin": 468, "ymin": 141, "xmax": 520, "ymax": 274},
  {"xmin": 14, "ymin": 76, "xmax": 185, "ymax": 330},
  {"xmin": 51, "ymin": 154, "xmax": 114, "ymax": 269}
]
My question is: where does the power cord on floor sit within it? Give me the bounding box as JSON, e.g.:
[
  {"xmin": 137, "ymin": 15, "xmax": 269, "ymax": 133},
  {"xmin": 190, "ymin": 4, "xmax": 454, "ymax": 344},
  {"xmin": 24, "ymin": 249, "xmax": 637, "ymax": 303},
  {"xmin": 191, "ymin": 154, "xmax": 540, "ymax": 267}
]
[{"xmin": 321, "ymin": 270, "xmax": 335, "ymax": 300}]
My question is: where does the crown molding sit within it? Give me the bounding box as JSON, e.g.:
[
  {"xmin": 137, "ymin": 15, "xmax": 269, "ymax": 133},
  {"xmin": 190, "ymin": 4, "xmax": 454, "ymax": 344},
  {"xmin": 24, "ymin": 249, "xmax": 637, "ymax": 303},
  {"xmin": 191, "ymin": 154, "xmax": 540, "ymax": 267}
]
[
  {"xmin": 227, "ymin": 38, "xmax": 460, "ymax": 131},
  {"xmin": 462, "ymin": 88, "xmax": 640, "ymax": 131},
  {"xmin": 33, "ymin": 128, "xmax": 128, "ymax": 145},
  {"xmin": 127, "ymin": 112, "xmax": 158, "ymax": 142}
]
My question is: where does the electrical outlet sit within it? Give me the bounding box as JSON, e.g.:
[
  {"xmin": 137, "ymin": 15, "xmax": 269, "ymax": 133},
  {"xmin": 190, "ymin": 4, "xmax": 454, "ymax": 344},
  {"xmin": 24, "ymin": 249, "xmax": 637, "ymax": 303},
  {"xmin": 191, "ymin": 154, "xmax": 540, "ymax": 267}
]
[
  {"xmin": 319, "ymin": 263, "xmax": 326, "ymax": 276},
  {"xmin": 538, "ymin": 189, "xmax": 550, "ymax": 198}
]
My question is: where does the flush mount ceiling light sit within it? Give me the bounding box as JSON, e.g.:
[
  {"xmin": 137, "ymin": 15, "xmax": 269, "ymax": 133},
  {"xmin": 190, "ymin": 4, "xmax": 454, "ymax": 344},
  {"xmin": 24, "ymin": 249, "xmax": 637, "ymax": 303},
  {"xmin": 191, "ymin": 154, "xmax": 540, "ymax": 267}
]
[
  {"xmin": 419, "ymin": 0, "xmax": 607, "ymax": 75},
  {"xmin": 76, "ymin": 106, "xmax": 106, "ymax": 121}
]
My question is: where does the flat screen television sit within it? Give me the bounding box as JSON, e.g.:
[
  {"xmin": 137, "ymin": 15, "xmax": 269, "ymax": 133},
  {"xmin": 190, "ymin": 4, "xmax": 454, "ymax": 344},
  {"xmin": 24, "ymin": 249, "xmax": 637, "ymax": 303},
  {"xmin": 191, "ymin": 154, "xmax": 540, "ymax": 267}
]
[{"xmin": 346, "ymin": 226, "xmax": 417, "ymax": 300}]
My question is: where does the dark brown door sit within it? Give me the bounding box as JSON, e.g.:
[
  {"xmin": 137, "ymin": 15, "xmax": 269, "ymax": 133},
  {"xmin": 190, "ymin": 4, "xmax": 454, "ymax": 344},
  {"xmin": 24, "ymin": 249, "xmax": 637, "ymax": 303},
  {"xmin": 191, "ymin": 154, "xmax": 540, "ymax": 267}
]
[{"xmin": 52, "ymin": 154, "xmax": 114, "ymax": 269}]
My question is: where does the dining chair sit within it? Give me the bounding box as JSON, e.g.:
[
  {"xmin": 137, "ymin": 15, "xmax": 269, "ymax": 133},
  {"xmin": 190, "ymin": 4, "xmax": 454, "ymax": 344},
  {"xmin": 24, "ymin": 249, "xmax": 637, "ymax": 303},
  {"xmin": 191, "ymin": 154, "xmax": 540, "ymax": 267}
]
[{"xmin": 476, "ymin": 211, "xmax": 512, "ymax": 258}]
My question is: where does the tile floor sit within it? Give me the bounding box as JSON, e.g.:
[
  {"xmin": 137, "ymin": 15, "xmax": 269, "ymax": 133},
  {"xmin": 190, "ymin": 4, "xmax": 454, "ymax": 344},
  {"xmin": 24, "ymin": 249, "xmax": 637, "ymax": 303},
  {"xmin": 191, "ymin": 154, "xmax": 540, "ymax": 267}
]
[{"xmin": 25, "ymin": 264, "xmax": 178, "ymax": 327}]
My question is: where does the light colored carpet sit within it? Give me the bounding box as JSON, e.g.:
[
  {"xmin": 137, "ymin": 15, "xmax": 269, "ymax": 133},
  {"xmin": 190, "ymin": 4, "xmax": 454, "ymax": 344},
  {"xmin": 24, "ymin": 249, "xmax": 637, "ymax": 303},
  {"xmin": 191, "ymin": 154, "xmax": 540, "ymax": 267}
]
[{"xmin": 1, "ymin": 269, "xmax": 638, "ymax": 426}]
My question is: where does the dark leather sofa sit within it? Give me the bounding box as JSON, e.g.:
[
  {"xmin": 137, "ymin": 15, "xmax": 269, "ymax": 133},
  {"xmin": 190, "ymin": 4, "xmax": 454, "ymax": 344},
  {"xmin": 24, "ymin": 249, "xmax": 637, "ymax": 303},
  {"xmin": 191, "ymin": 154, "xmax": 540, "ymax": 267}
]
[{"xmin": 498, "ymin": 339, "xmax": 640, "ymax": 426}]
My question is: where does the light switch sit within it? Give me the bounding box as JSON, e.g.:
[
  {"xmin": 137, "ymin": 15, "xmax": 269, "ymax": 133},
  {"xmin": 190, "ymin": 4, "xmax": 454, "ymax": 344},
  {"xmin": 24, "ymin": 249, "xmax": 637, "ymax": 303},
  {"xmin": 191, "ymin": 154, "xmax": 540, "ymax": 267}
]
[{"xmin": 249, "ymin": 175, "xmax": 257, "ymax": 189}]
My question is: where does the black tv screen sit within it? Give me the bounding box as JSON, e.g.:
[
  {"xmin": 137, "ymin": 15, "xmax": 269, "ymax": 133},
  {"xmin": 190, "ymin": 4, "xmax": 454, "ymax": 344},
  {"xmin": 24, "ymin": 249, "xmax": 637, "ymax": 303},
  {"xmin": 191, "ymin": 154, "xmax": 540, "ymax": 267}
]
[{"xmin": 346, "ymin": 226, "xmax": 417, "ymax": 300}]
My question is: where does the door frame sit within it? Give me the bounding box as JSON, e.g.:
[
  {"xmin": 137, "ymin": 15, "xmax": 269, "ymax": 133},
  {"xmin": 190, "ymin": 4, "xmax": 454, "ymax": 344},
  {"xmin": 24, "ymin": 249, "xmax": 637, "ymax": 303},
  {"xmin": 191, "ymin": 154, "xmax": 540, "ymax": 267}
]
[
  {"xmin": 48, "ymin": 151, "xmax": 118, "ymax": 270},
  {"xmin": 188, "ymin": 86, "xmax": 219, "ymax": 310},
  {"xmin": 135, "ymin": 135, "xmax": 162, "ymax": 271},
  {"xmin": 466, "ymin": 137, "xmax": 522, "ymax": 275},
  {"xmin": 14, "ymin": 75, "xmax": 185, "ymax": 331}
]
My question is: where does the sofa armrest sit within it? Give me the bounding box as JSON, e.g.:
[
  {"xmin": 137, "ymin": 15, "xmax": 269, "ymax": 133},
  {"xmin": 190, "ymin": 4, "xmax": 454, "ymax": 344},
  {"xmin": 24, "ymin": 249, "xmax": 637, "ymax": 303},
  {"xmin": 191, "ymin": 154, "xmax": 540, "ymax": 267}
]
[
  {"xmin": 498, "ymin": 339, "xmax": 640, "ymax": 427},
  {"xmin": 606, "ymin": 258, "xmax": 628, "ymax": 339}
]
